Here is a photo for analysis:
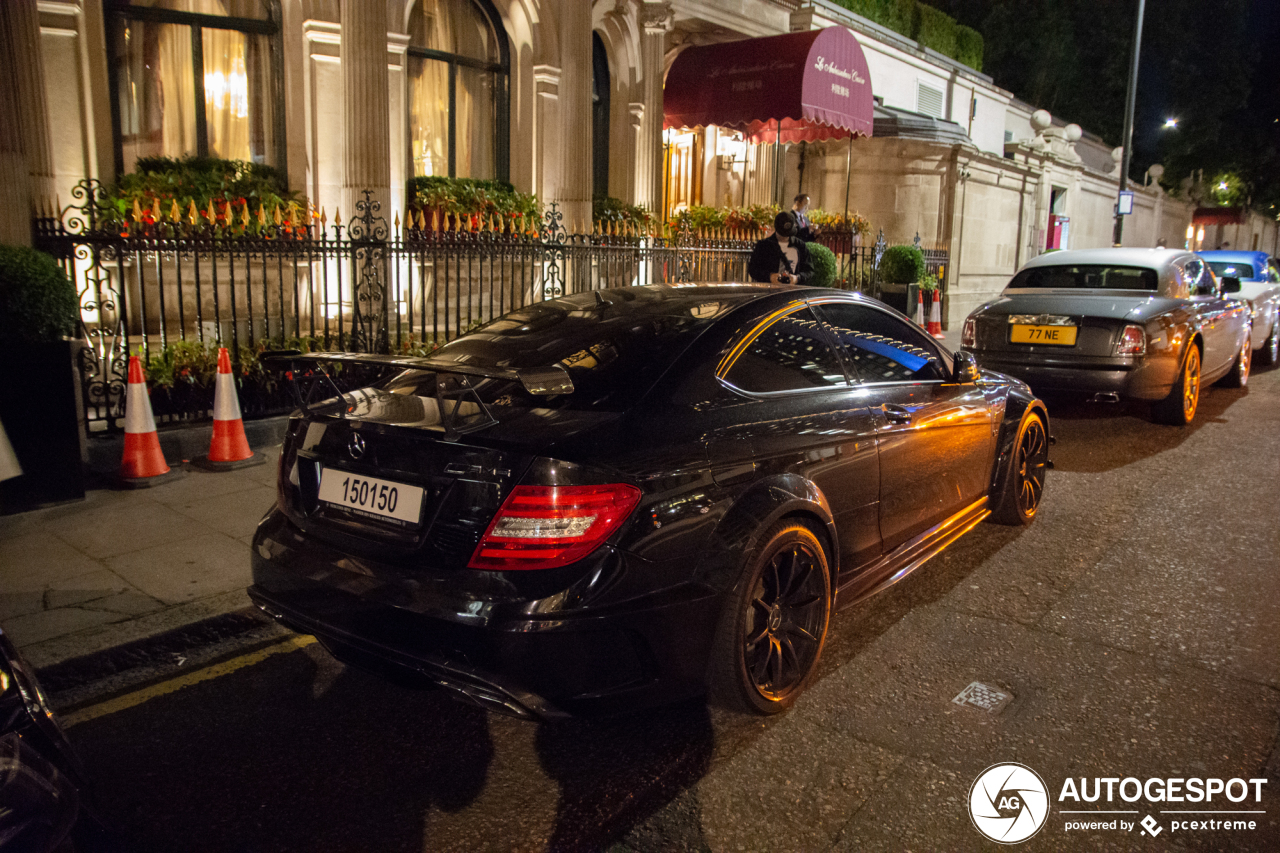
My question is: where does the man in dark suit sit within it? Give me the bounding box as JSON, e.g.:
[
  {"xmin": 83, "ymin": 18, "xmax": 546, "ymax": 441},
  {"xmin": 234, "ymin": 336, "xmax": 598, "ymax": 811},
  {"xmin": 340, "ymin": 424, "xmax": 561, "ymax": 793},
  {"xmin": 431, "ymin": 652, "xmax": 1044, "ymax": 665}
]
[
  {"xmin": 792, "ymin": 194, "xmax": 818, "ymax": 242},
  {"xmin": 748, "ymin": 211, "xmax": 814, "ymax": 286}
]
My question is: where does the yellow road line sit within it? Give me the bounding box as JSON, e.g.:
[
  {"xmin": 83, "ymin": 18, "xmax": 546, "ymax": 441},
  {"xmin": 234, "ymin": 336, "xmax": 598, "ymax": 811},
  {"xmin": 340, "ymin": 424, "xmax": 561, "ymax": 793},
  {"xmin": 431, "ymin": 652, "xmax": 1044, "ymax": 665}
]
[{"xmin": 61, "ymin": 635, "xmax": 318, "ymax": 728}]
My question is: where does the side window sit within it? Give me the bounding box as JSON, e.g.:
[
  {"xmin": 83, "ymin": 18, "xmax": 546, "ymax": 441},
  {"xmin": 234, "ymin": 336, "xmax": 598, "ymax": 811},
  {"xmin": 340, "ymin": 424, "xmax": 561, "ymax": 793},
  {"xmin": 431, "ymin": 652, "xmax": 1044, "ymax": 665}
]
[
  {"xmin": 813, "ymin": 301, "xmax": 948, "ymax": 383},
  {"xmin": 1183, "ymin": 259, "xmax": 1215, "ymax": 296},
  {"xmin": 721, "ymin": 308, "xmax": 848, "ymax": 393},
  {"xmin": 1269, "ymin": 261, "xmax": 1280, "ymax": 283}
]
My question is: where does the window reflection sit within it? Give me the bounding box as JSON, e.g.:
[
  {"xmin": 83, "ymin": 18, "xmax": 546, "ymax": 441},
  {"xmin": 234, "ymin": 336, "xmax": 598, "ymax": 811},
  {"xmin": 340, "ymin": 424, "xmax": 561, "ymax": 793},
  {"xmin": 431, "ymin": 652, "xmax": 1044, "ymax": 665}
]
[
  {"xmin": 723, "ymin": 308, "xmax": 847, "ymax": 393},
  {"xmin": 815, "ymin": 303, "xmax": 945, "ymax": 383}
]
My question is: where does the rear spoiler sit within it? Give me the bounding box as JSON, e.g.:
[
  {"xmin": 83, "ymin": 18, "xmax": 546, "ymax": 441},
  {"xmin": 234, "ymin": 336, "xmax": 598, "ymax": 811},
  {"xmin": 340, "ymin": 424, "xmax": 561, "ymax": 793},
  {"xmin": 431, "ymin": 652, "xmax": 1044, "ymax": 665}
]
[
  {"xmin": 261, "ymin": 350, "xmax": 573, "ymax": 440},
  {"xmin": 260, "ymin": 351, "xmax": 573, "ymax": 396}
]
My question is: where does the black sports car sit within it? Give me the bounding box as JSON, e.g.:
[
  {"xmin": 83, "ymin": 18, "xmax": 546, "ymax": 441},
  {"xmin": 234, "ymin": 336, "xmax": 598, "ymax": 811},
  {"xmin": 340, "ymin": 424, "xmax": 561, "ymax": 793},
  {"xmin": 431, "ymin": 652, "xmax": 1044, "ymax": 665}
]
[{"xmin": 251, "ymin": 285, "xmax": 1049, "ymax": 718}]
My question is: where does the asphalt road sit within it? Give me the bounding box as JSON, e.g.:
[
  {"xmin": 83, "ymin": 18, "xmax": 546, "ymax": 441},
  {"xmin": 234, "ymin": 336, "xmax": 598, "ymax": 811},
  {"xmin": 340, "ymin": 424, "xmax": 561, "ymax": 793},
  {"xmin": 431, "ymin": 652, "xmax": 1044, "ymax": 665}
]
[{"xmin": 62, "ymin": 362, "xmax": 1280, "ymax": 852}]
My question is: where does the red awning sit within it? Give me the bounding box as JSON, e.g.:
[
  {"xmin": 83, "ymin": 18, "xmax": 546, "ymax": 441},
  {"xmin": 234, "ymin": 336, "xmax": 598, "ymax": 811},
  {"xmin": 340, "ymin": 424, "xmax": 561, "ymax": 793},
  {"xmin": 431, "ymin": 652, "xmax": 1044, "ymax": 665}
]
[
  {"xmin": 663, "ymin": 28, "xmax": 874, "ymax": 144},
  {"xmin": 1193, "ymin": 206, "xmax": 1246, "ymax": 225}
]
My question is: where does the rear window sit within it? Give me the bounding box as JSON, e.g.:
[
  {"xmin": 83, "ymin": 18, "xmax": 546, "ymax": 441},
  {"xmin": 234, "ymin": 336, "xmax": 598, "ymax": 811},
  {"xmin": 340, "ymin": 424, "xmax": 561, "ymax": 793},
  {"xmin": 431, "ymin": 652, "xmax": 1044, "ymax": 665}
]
[
  {"xmin": 1206, "ymin": 261, "xmax": 1257, "ymax": 280},
  {"xmin": 383, "ymin": 290, "xmax": 734, "ymax": 411},
  {"xmin": 1008, "ymin": 265, "xmax": 1158, "ymax": 291}
]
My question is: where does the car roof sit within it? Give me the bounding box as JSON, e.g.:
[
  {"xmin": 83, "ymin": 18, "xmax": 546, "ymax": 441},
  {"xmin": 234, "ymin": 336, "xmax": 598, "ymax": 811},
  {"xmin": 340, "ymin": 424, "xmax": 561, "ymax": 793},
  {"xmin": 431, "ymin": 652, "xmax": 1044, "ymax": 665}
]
[
  {"xmin": 1197, "ymin": 250, "xmax": 1272, "ymax": 264},
  {"xmin": 1020, "ymin": 247, "xmax": 1193, "ymax": 272}
]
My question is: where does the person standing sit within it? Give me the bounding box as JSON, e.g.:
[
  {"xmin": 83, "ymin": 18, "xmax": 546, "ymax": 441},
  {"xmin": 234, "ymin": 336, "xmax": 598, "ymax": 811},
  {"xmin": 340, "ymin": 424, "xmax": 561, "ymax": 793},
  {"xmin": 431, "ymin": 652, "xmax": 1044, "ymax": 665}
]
[
  {"xmin": 748, "ymin": 211, "xmax": 814, "ymax": 286},
  {"xmin": 792, "ymin": 194, "xmax": 818, "ymax": 242}
]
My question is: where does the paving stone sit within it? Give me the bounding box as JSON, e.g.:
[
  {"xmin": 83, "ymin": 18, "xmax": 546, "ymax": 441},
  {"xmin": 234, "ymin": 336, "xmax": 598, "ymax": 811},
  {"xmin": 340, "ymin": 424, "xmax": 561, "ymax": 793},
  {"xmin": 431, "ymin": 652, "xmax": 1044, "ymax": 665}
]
[
  {"xmin": 0, "ymin": 592, "xmax": 46, "ymax": 621},
  {"xmin": 169, "ymin": 484, "xmax": 277, "ymax": 540},
  {"xmin": 53, "ymin": 500, "xmax": 203, "ymax": 560},
  {"xmin": 104, "ymin": 532, "xmax": 252, "ymax": 605},
  {"xmin": 3, "ymin": 606, "xmax": 122, "ymax": 647},
  {"xmin": 0, "ymin": 532, "xmax": 106, "ymax": 587}
]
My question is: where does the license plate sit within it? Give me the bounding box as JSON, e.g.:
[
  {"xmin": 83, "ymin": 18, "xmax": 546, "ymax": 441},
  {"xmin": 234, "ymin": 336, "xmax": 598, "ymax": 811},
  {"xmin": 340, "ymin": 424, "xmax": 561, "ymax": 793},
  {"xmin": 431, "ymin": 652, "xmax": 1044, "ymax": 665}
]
[
  {"xmin": 318, "ymin": 468, "xmax": 424, "ymax": 526},
  {"xmin": 1010, "ymin": 324, "xmax": 1078, "ymax": 346}
]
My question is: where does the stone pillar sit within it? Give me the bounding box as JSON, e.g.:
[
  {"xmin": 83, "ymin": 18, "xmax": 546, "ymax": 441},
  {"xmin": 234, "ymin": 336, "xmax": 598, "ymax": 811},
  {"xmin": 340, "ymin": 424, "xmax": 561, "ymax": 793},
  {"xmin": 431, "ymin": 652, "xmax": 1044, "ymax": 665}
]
[
  {"xmin": 555, "ymin": 0, "xmax": 593, "ymax": 232},
  {"xmin": 635, "ymin": 2, "xmax": 671, "ymax": 215},
  {"xmin": 340, "ymin": 0, "xmax": 391, "ymax": 223},
  {"xmin": 0, "ymin": 0, "xmax": 55, "ymax": 245}
]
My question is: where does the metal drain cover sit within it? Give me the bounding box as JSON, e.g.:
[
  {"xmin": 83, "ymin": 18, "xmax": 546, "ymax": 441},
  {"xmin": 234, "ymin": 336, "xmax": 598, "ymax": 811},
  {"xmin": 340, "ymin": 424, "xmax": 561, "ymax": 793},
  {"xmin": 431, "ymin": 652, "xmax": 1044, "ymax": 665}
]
[{"xmin": 952, "ymin": 681, "xmax": 1013, "ymax": 715}]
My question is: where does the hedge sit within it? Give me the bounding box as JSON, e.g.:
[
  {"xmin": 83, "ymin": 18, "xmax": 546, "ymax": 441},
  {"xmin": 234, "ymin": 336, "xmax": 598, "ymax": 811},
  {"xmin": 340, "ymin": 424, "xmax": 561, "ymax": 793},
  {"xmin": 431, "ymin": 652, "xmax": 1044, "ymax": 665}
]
[
  {"xmin": 832, "ymin": 0, "xmax": 983, "ymax": 71},
  {"xmin": 808, "ymin": 243, "xmax": 838, "ymax": 287},
  {"xmin": 879, "ymin": 244, "xmax": 927, "ymax": 284},
  {"xmin": 0, "ymin": 245, "xmax": 79, "ymax": 346}
]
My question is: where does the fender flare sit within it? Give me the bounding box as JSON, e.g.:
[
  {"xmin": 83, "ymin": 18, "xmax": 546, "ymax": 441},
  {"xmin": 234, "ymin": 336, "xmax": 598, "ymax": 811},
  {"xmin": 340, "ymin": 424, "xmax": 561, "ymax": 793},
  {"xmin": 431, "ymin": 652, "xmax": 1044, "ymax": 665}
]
[
  {"xmin": 988, "ymin": 395, "xmax": 1051, "ymax": 498},
  {"xmin": 696, "ymin": 473, "xmax": 838, "ymax": 596}
]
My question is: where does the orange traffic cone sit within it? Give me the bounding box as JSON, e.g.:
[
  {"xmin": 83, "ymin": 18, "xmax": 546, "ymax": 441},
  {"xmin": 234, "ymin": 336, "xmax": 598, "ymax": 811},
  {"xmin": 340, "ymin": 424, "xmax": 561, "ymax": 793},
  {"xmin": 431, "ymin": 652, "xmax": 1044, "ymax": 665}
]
[
  {"xmin": 119, "ymin": 354, "xmax": 183, "ymax": 487},
  {"xmin": 927, "ymin": 291, "xmax": 945, "ymax": 338},
  {"xmin": 914, "ymin": 289, "xmax": 925, "ymax": 327},
  {"xmin": 192, "ymin": 347, "xmax": 264, "ymax": 471}
]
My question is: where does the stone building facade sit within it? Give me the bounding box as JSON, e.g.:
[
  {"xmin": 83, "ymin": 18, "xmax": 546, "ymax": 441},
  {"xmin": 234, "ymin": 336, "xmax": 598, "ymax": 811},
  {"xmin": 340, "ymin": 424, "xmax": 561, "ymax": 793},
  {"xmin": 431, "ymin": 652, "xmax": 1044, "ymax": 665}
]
[{"xmin": 2, "ymin": 0, "xmax": 1276, "ymax": 325}]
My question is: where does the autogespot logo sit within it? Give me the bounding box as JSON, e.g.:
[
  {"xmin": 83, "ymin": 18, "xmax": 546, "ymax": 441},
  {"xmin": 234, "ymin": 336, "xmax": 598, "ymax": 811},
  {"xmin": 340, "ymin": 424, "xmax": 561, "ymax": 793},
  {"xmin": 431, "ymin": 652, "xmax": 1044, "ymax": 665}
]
[{"xmin": 969, "ymin": 763, "xmax": 1050, "ymax": 844}]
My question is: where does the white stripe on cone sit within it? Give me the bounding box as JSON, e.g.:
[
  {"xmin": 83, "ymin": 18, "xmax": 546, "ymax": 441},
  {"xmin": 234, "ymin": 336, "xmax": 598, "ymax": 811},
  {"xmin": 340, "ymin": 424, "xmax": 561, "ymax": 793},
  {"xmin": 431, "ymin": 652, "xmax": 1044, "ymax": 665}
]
[
  {"xmin": 214, "ymin": 371, "xmax": 242, "ymax": 421},
  {"xmin": 125, "ymin": 373, "xmax": 157, "ymax": 434}
]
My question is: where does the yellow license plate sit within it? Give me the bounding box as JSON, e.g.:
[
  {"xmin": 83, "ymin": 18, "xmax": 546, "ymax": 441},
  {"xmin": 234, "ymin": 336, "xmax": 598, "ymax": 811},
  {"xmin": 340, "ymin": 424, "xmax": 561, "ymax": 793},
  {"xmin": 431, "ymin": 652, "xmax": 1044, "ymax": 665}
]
[{"xmin": 1010, "ymin": 324, "xmax": 1078, "ymax": 346}]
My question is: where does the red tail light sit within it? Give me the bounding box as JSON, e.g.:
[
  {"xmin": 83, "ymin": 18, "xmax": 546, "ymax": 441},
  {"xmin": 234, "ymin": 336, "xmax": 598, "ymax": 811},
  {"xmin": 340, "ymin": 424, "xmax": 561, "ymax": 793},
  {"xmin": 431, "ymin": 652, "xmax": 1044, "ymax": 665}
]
[
  {"xmin": 1116, "ymin": 324, "xmax": 1146, "ymax": 355},
  {"xmin": 961, "ymin": 317, "xmax": 976, "ymax": 348},
  {"xmin": 468, "ymin": 484, "xmax": 642, "ymax": 570}
]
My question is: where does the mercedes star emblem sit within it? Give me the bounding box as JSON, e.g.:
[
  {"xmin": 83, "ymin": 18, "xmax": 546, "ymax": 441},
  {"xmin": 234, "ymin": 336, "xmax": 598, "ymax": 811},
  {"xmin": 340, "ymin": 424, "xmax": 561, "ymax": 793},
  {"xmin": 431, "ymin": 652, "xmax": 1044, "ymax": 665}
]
[{"xmin": 347, "ymin": 432, "xmax": 366, "ymax": 460}]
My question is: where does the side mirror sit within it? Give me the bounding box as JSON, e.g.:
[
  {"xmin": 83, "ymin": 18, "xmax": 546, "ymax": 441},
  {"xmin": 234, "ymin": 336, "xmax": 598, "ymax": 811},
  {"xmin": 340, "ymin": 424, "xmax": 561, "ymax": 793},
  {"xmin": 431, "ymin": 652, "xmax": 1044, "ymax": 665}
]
[
  {"xmin": 953, "ymin": 350, "xmax": 981, "ymax": 384},
  {"xmin": 1221, "ymin": 276, "xmax": 1242, "ymax": 294}
]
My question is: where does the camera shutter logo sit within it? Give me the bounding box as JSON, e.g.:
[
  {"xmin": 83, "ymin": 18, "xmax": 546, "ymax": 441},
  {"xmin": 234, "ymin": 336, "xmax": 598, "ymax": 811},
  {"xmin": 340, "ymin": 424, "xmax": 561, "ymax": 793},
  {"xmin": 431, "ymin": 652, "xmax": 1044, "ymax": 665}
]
[
  {"xmin": 968, "ymin": 763, "xmax": 1049, "ymax": 844},
  {"xmin": 348, "ymin": 432, "xmax": 366, "ymax": 460}
]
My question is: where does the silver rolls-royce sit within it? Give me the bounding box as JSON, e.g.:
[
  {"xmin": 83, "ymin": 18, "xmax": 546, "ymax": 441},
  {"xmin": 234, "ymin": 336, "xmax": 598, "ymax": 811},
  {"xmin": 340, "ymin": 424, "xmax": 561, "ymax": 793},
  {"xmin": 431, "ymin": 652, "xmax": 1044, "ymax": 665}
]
[{"xmin": 960, "ymin": 248, "xmax": 1251, "ymax": 425}]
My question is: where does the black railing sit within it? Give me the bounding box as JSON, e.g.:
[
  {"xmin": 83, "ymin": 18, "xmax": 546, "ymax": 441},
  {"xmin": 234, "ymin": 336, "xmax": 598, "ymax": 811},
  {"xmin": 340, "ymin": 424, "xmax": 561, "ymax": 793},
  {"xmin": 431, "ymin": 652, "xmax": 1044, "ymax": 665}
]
[{"xmin": 34, "ymin": 181, "xmax": 946, "ymax": 435}]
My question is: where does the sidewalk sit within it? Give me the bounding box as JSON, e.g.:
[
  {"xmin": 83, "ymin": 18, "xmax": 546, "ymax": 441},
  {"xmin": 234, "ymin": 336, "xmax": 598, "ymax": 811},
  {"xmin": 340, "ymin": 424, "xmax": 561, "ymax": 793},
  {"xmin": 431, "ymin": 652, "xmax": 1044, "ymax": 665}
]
[{"xmin": 0, "ymin": 447, "xmax": 281, "ymax": 671}]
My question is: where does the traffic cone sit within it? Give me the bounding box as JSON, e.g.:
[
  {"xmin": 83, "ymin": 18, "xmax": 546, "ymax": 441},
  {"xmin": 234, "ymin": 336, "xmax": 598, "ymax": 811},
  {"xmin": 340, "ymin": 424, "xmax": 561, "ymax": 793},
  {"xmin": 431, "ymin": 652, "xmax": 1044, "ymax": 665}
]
[
  {"xmin": 914, "ymin": 289, "xmax": 925, "ymax": 327},
  {"xmin": 191, "ymin": 347, "xmax": 264, "ymax": 471},
  {"xmin": 927, "ymin": 291, "xmax": 945, "ymax": 338},
  {"xmin": 119, "ymin": 355, "xmax": 183, "ymax": 488}
]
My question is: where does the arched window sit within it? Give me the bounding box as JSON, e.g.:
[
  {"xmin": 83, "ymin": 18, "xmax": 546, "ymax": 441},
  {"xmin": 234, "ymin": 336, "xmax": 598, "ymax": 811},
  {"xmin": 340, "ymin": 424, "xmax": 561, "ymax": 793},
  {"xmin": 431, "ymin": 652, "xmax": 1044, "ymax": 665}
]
[
  {"xmin": 407, "ymin": 0, "xmax": 510, "ymax": 181},
  {"xmin": 107, "ymin": 1, "xmax": 283, "ymax": 173},
  {"xmin": 591, "ymin": 32, "xmax": 609, "ymax": 199}
]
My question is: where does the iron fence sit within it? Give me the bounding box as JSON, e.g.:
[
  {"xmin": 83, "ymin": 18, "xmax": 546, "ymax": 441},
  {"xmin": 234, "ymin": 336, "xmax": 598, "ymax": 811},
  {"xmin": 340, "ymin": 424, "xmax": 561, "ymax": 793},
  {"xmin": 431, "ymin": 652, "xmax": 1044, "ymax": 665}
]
[{"xmin": 34, "ymin": 181, "xmax": 947, "ymax": 436}]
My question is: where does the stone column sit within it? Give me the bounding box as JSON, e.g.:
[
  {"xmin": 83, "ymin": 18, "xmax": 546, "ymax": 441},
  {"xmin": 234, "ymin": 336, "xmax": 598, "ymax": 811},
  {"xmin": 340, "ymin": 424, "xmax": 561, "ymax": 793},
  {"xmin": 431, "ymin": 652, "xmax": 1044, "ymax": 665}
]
[
  {"xmin": 555, "ymin": 0, "xmax": 593, "ymax": 232},
  {"xmin": 0, "ymin": 0, "xmax": 55, "ymax": 245},
  {"xmin": 340, "ymin": 0, "xmax": 391, "ymax": 223},
  {"xmin": 635, "ymin": 1, "xmax": 671, "ymax": 215}
]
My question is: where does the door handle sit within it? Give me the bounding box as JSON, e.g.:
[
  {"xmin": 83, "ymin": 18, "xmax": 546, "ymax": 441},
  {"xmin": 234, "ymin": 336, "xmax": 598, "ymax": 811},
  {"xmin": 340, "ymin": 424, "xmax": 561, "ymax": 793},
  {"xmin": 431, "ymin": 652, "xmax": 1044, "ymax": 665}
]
[{"xmin": 881, "ymin": 404, "xmax": 912, "ymax": 425}]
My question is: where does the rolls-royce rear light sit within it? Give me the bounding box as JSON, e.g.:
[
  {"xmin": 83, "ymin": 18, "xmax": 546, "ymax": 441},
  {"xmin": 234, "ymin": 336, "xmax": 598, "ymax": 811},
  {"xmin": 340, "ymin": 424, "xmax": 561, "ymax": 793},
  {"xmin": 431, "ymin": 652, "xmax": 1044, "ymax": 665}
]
[
  {"xmin": 468, "ymin": 484, "xmax": 642, "ymax": 570},
  {"xmin": 961, "ymin": 317, "xmax": 976, "ymax": 348},
  {"xmin": 1117, "ymin": 325, "xmax": 1146, "ymax": 355}
]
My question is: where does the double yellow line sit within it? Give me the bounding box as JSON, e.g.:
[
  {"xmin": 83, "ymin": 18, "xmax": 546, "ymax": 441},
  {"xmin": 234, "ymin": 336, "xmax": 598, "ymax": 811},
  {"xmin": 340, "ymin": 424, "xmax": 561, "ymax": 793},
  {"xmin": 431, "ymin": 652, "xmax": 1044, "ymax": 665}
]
[{"xmin": 61, "ymin": 635, "xmax": 317, "ymax": 728}]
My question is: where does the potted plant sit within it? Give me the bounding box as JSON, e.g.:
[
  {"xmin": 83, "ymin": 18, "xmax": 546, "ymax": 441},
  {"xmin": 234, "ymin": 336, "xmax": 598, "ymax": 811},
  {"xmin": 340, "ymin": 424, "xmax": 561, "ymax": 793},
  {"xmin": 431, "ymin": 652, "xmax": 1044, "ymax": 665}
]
[
  {"xmin": 878, "ymin": 244, "xmax": 927, "ymax": 315},
  {"xmin": 0, "ymin": 245, "xmax": 84, "ymax": 512}
]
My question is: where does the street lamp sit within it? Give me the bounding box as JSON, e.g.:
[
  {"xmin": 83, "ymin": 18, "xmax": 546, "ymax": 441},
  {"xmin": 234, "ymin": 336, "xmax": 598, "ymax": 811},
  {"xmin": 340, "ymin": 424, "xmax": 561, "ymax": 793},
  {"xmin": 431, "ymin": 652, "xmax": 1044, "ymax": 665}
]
[
  {"xmin": 1113, "ymin": 0, "xmax": 1148, "ymax": 247},
  {"xmin": 1184, "ymin": 223, "xmax": 1194, "ymax": 249},
  {"xmin": 1163, "ymin": 118, "xmax": 1178, "ymax": 129}
]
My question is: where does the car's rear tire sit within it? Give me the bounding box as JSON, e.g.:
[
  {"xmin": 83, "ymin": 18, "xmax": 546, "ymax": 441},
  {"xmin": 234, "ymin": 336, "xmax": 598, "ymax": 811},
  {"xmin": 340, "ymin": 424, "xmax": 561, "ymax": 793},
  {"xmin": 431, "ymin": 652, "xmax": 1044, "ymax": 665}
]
[
  {"xmin": 1258, "ymin": 322, "xmax": 1279, "ymax": 367},
  {"xmin": 1152, "ymin": 345, "xmax": 1201, "ymax": 425},
  {"xmin": 708, "ymin": 519, "xmax": 831, "ymax": 715},
  {"xmin": 990, "ymin": 412, "xmax": 1048, "ymax": 526},
  {"xmin": 1217, "ymin": 332, "xmax": 1251, "ymax": 388}
]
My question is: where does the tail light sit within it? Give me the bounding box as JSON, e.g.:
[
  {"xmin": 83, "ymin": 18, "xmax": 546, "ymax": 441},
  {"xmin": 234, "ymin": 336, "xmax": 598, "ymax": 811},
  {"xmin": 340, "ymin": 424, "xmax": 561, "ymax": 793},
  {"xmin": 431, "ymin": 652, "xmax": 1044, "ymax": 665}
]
[
  {"xmin": 1116, "ymin": 325, "xmax": 1146, "ymax": 355},
  {"xmin": 468, "ymin": 484, "xmax": 642, "ymax": 570},
  {"xmin": 961, "ymin": 317, "xmax": 976, "ymax": 348}
]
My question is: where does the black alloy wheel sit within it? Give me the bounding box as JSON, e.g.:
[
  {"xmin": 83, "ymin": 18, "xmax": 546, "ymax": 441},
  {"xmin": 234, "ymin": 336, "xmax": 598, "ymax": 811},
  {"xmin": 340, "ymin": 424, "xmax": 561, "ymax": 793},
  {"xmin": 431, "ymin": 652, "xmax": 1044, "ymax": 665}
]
[
  {"xmin": 710, "ymin": 520, "xmax": 831, "ymax": 714},
  {"xmin": 1153, "ymin": 345, "xmax": 1201, "ymax": 425},
  {"xmin": 991, "ymin": 413, "xmax": 1048, "ymax": 526},
  {"xmin": 1219, "ymin": 332, "xmax": 1251, "ymax": 388}
]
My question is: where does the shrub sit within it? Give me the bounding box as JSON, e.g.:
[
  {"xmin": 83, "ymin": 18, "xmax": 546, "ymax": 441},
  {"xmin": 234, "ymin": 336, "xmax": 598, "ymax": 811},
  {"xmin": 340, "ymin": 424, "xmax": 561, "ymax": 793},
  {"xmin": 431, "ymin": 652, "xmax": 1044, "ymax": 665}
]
[
  {"xmin": 105, "ymin": 156, "xmax": 303, "ymax": 233},
  {"xmin": 593, "ymin": 196, "xmax": 653, "ymax": 228},
  {"xmin": 0, "ymin": 245, "xmax": 78, "ymax": 346},
  {"xmin": 408, "ymin": 176, "xmax": 539, "ymax": 219},
  {"xmin": 879, "ymin": 244, "xmax": 926, "ymax": 284},
  {"xmin": 955, "ymin": 26, "xmax": 984, "ymax": 72},
  {"xmin": 808, "ymin": 243, "xmax": 838, "ymax": 287},
  {"xmin": 914, "ymin": 3, "xmax": 957, "ymax": 58}
]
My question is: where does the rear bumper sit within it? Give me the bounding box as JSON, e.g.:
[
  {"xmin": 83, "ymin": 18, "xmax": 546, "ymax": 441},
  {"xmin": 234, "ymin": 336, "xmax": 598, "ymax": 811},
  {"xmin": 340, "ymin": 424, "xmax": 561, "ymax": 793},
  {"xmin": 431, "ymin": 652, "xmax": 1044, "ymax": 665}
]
[
  {"xmin": 967, "ymin": 351, "xmax": 1176, "ymax": 400},
  {"xmin": 249, "ymin": 511, "xmax": 720, "ymax": 719}
]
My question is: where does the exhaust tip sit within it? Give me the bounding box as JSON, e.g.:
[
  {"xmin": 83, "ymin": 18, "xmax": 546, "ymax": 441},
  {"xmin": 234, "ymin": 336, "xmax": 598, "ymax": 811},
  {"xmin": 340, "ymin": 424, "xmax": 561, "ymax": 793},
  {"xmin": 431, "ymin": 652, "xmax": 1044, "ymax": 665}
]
[{"xmin": 1091, "ymin": 392, "xmax": 1121, "ymax": 403}]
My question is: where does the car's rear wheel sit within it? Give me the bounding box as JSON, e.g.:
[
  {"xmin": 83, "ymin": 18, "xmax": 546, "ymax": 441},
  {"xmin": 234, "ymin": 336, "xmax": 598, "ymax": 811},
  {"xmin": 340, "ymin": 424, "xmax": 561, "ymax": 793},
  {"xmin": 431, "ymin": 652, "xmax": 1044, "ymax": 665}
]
[
  {"xmin": 1218, "ymin": 332, "xmax": 1251, "ymax": 388},
  {"xmin": 709, "ymin": 519, "xmax": 831, "ymax": 715},
  {"xmin": 1152, "ymin": 345, "xmax": 1201, "ymax": 425},
  {"xmin": 1258, "ymin": 322, "xmax": 1279, "ymax": 367},
  {"xmin": 990, "ymin": 412, "xmax": 1048, "ymax": 526}
]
